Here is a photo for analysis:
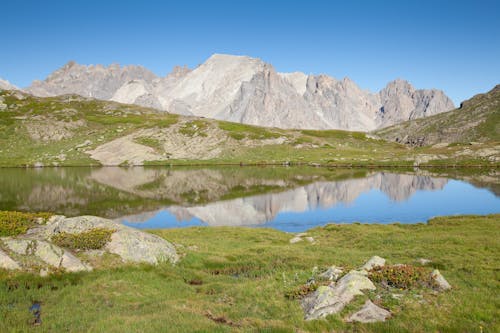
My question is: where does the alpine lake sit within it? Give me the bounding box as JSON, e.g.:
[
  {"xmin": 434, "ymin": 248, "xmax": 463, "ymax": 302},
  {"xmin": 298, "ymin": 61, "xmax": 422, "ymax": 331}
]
[{"xmin": 1, "ymin": 166, "xmax": 498, "ymax": 231}]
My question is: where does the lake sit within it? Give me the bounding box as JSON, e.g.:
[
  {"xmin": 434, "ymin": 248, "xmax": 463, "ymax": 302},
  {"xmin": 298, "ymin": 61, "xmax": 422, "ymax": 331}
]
[{"xmin": 0, "ymin": 166, "xmax": 498, "ymax": 232}]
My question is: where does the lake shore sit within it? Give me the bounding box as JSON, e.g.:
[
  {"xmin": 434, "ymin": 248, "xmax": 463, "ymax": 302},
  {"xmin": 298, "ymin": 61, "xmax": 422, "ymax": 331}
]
[{"xmin": 1, "ymin": 213, "xmax": 498, "ymax": 332}]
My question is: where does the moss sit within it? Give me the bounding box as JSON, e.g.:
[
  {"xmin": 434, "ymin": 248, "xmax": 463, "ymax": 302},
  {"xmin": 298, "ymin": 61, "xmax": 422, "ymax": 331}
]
[
  {"xmin": 0, "ymin": 211, "xmax": 52, "ymax": 237},
  {"xmin": 51, "ymin": 228, "xmax": 115, "ymax": 250},
  {"xmin": 369, "ymin": 264, "xmax": 436, "ymax": 289}
]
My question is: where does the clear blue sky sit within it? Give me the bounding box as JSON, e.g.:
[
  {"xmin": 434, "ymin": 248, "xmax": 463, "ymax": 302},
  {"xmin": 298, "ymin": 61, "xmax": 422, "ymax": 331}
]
[{"xmin": 1, "ymin": 0, "xmax": 499, "ymax": 104}]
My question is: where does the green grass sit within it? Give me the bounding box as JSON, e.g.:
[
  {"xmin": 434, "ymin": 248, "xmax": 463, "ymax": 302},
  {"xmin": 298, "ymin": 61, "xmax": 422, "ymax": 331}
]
[
  {"xmin": 179, "ymin": 120, "xmax": 209, "ymax": 137},
  {"xmin": 218, "ymin": 121, "xmax": 282, "ymax": 140},
  {"xmin": 0, "ymin": 214, "xmax": 498, "ymax": 332},
  {"xmin": 134, "ymin": 137, "xmax": 163, "ymax": 152}
]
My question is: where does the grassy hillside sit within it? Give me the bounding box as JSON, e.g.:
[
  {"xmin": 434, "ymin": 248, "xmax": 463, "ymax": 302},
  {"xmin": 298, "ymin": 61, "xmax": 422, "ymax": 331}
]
[
  {"xmin": 376, "ymin": 85, "xmax": 500, "ymax": 146},
  {"xmin": 1, "ymin": 214, "xmax": 498, "ymax": 332},
  {"xmin": 0, "ymin": 89, "xmax": 498, "ymax": 167}
]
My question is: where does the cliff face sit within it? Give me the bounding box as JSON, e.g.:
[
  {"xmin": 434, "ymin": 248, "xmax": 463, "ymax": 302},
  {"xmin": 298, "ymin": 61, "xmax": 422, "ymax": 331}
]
[{"xmin": 24, "ymin": 54, "xmax": 455, "ymax": 131}]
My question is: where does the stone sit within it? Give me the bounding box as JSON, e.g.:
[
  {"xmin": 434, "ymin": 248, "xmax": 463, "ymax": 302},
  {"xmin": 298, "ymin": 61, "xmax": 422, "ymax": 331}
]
[
  {"xmin": 347, "ymin": 300, "xmax": 391, "ymax": 323},
  {"xmin": 305, "ymin": 237, "xmax": 315, "ymax": 243},
  {"xmin": 431, "ymin": 269, "xmax": 451, "ymax": 290},
  {"xmin": 318, "ymin": 266, "xmax": 343, "ymax": 282},
  {"xmin": 289, "ymin": 236, "xmax": 303, "ymax": 244},
  {"xmin": 302, "ymin": 270, "xmax": 376, "ymax": 320},
  {"xmin": 38, "ymin": 215, "xmax": 178, "ymax": 264},
  {"xmin": 3, "ymin": 239, "xmax": 91, "ymax": 272},
  {"xmin": 0, "ymin": 248, "xmax": 21, "ymax": 270},
  {"xmin": 361, "ymin": 256, "xmax": 386, "ymax": 271},
  {"xmin": 417, "ymin": 258, "xmax": 432, "ymax": 265}
]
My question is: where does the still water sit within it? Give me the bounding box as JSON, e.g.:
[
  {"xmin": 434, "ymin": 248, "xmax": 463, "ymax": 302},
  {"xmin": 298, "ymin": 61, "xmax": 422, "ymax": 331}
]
[{"xmin": 0, "ymin": 167, "xmax": 498, "ymax": 232}]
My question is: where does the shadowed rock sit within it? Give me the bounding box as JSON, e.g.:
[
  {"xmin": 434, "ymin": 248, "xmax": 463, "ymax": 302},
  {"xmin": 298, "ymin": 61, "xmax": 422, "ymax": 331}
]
[{"xmin": 347, "ymin": 300, "xmax": 391, "ymax": 323}]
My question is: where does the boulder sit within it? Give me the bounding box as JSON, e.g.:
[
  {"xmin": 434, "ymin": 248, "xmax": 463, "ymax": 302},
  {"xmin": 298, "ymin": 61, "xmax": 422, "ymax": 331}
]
[
  {"xmin": 302, "ymin": 270, "xmax": 376, "ymax": 320},
  {"xmin": 417, "ymin": 258, "xmax": 432, "ymax": 265},
  {"xmin": 318, "ymin": 266, "xmax": 343, "ymax": 282},
  {"xmin": 0, "ymin": 248, "xmax": 20, "ymax": 270},
  {"xmin": 36, "ymin": 215, "xmax": 178, "ymax": 264},
  {"xmin": 361, "ymin": 256, "xmax": 386, "ymax": 271},
  {"xmin": 347, "ymin": 300, "xmax": 391, "ymax": 323},
  {"xmin": 289, "ymin": 236, "xmax": 303, "ymax": 244},
  {"xmin": 431, "ymin": 269, "xmax": 451, "ymax": 290},
  {"xmin": 3, "ymin": 239, "xmax": 91, "ymax": 272}
]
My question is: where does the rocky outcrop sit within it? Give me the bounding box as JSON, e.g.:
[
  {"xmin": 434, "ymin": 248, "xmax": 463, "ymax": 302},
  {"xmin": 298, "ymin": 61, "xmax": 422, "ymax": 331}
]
[
  {"xmin": 24, "ymin": 54, "xmax": 454, "ymax": 131},
  {"xmin": 302, "ymin": 269, "xmax": 376, "ymax": 320},
  {"xmin": 0, "ymin": 215, "xmax": 178, "ymax": 274},
  {"xmin": 39, "ymin": 215, "xmax": 179, "ymax": 264},
  {"xmin": 3, "ymin": 238, "xmax": 91, "ymax": 272}
]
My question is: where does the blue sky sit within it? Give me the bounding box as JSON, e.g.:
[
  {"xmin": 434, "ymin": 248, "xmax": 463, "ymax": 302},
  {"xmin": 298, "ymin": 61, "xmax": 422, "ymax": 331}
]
[{"xmin": 1, "ymin": 0, "xmax": 499, "ymax": 104}]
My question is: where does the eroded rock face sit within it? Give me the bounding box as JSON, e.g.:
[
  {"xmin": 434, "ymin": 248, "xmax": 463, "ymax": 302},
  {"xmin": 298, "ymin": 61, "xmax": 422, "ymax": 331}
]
[
  {"xmin": 302, "ymin": 270, "xmax": 376, "ymax": 320},
  {"xmin": 319, "ymin": 266, "xmax": 343, "ymax": 282},
  {"xmin": 347, "ymin": 300, "xmax": 391, "ymax": 323}
]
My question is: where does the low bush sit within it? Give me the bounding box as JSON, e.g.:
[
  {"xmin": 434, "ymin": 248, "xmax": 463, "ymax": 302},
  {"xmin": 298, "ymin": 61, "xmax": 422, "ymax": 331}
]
[
  {"xmin": 51, "ymin": 228, "xmax": 115, "ymax": 250},
  {"xmin": 369, "ymin": 264, "xmax": 436, "ymax": 289},
  {"xmin": 0, "ymin": 211, "xmax": 52, "ymax": 237}
]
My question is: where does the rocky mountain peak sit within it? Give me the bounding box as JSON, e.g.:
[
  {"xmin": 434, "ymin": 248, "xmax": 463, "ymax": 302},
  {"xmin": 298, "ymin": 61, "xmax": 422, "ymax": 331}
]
[
  {"xmin": 22, "ymin": 54, "xmax": 455, "ymax": 131},
  {"xmin": 0, "ymin": 78, "xmax": 19, "ymax": 91}
]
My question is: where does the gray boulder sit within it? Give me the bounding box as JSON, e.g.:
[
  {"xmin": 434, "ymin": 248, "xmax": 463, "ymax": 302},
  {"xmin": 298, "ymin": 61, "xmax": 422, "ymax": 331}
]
[
  {"xmin": 0, "ymin": 248, "xmax": 20, "ymax": 270},
  {"xmin": 361, "ymin": 256, "xmax": 386, "ymax": 271},
  {"xmin": 3, "ymin": 238, "xmax": 91, "ymax": 272},
  {"xmin": 39, "ymin": 215, "xmax": 178, "ymax": 264},
  {"xmin": 347, "ymin": 300, "xmax": 391, "ymax": 323},
  {"xmin": 318, "ymin": 266, "xmax": 343, "ymax": 282},
  {"xmin": 431, "ymin": 269, "xmax": 451, "ymax": 290},
  {"xmin": 302, "ymin": 270, "xmax": 376, "ymax": 320}
]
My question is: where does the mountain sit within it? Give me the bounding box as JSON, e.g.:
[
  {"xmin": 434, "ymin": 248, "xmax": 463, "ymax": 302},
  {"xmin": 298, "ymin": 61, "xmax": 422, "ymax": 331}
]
[
  {"xmin": 24, "ymin": 54, "xmax": 454, "ymax": 131},
  {"xmin": 0, "ymin": 78, "xmax": 19, "ymax": 91},
  {"xmin": 376, "ymin": 85, "xmax": 500, "ymax": 145}
]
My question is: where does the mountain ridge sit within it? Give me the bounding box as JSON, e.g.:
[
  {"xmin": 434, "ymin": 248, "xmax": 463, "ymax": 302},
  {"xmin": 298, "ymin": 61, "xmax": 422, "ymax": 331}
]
[{"xmin": 16, "ymin": 54, "xmax": 455, "ymax": 131}]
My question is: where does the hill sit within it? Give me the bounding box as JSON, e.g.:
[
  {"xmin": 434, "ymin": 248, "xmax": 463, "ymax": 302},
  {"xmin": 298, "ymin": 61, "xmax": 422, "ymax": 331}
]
[
  {"xmin": 376, "ymin": 85, "xmax": 500, "ymax": 146},
  {"xmin": 0, "ymin": 89, "xmax": 497, "ymax": 167}
]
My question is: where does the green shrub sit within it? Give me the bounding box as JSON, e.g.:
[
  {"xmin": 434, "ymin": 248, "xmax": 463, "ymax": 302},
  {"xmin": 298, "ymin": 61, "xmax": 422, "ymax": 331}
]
[
  {"xmin": 51, "ymin": 228, "xmax": 115, "ymax": 250},
  {"xmin": 0, "ymin": 211, "xmax": 52, "ymax": 237},
  {"xmin": 369, "ymin": 264, "xmax": 435, "ymax": 289}
]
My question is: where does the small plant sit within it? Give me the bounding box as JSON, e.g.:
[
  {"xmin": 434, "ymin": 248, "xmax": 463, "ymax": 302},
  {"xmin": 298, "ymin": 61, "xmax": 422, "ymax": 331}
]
[
  {"xmin": 369, "ymin": 264, "xmax": 436, "ymax": 289},
  {"xmin": 0, "ymin": 211, "xmax": 52, "ymax": 237},
  {"xmin": 284, "ymin": 280, "xmax": 330, "ymax": 299},
  {"xmin": 51, "ymin": 228, "xmax": 115, "ymax": 250}
]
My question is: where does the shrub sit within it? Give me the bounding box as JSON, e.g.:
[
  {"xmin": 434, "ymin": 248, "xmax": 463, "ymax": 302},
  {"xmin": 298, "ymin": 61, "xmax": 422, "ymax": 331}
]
[
  {"xmin": 51, "ymin": 228, "xmax": 115, "ymax": 250},
  {"xmin": 369, "ymin": 264, "xmax": 435, "ymax": 289},
  {"xmin": 0, "ymin": 211, "xmax": 52, "ymax": 237}
]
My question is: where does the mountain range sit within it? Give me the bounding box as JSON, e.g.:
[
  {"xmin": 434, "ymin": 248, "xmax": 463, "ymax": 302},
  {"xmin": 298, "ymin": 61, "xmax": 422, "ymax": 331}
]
[{"xmin": 7, "ymin": 54, "xmax": 455, "ymax": 131}]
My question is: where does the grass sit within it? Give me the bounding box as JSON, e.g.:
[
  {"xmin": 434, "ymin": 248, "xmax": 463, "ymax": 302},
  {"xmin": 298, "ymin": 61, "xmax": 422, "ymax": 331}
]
[{"xmin": 0, "ymin": 214, "xmax": 498, "ymax": 332}]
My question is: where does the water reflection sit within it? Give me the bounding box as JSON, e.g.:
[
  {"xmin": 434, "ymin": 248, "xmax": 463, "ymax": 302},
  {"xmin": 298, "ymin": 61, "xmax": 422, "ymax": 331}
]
[{"xmin": 0, "ymin": 166, "xmax": 498, "ymax": 231}]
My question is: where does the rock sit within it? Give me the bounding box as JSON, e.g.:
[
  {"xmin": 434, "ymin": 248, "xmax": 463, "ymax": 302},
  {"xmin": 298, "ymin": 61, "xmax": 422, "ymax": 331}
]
[
  {"xmin": 417, "ymin": 258, "xmax": 432, "ymax": 265},
  {"xmin": 3, "ymin": 239, "xmax": 91, "ymax": 272},
  {"xmin": 431, "ymin": 269, "xmax": 451, "ymax": 290},
  {"xmin": 305, "ymin": 237, "xmax": 315, "ymax": 243},
  {"xmin": 318, "ymin": 266, "xmax": 343, "ymax": 281},
  {"xmin": 0, "ymin": 248, "xmax": 21, "ymax": 270},
  {"xmin": 302, "ymin": 270, "xmax": 376, "ymax": 320},
  {"xmin": 361, "ymin": 256, "xmax": 386, "ymax": 271},
  {"xmin": 347, "ymin": 300, "xmax": 391, "ymax": 323},
  {"xmin": 39, "ymin": 215, "xmax": 178, "ymax": 264},
  {"xmin": 289, "ymin": 236, "xmax": 303, "ymax": 244}
]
